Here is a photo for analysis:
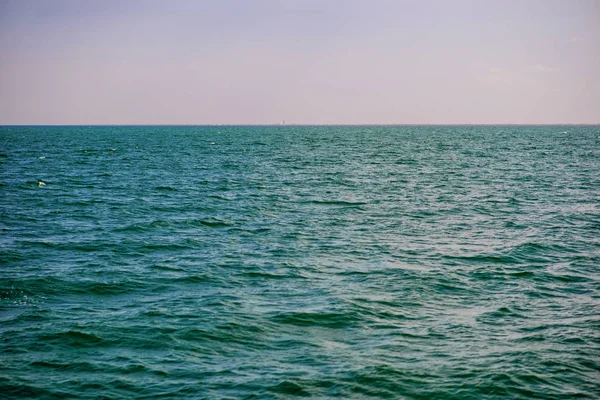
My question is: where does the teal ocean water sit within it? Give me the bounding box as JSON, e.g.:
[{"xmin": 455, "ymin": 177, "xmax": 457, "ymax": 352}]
[{"xmin": 1, "ymin": 125, "xmax": 599, "ymax": 399}]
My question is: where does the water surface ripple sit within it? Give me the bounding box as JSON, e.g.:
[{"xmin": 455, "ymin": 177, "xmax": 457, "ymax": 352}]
[{"xmin": 1, "ymin": 126, "xmax": 599, "ymax": 399}]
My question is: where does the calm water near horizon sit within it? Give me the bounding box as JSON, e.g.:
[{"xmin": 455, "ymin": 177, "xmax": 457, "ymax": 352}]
[{"xmin": 1, "ymin": 125, "xmax": 599, "ymax": 399}]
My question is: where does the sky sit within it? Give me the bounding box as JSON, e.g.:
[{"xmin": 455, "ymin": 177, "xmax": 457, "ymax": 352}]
[{"xmin": 0, "ymin": 0, "xmax": 599, "ymax": 125}]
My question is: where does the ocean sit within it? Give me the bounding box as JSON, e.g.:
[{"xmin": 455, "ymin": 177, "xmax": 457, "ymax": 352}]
[{"xmin": 1, "ymin": 125, "xmax": 599, "ymax": 399}]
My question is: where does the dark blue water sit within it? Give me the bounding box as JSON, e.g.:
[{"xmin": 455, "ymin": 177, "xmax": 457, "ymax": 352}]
[{"xmin": 1, "ymin": 125, "xmax": 599, "ymax": 399}]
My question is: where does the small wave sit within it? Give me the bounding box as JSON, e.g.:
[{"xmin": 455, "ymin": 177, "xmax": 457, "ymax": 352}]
[
  {"xmin": 511, "ymin": 242, "xmax": 545, "ymax": 252},
  {"xmin": 0, "ymin": 383, "xmax": 63, "ymax": 398},
  {"xmin": 231, "ymin": 227, "xmax": 271, "ymax": 234},
  {"xmin": 155, "ymin": 185, "xmax": 177, "ymax": 191},
  {"xmin": 171, "ymin": 274, "xmax": 212, "ymax": 284},
  {"xmin": 120, "ymin": 363, "xmax": 167, "ymax": 376},
  {"xmin": 1, "ymin": 277, "xmax": 62, "ymax": 298},
  {"xmin": 446, "ymin": 242, "xmax": 561, "ymax": 266},
  {"xmin": 18, "ymin": 240, "xmax": 112, "ymax": 253},
  {"xmin": 471, "ymin": 267, "xmax": 537, "ymax": 282},
  {"xmin": 3, "ymin": 276, "xmax": 146, "ymax": 297},
  {"xmin": 0, "ymin": 249, "xmax": 25, "ymax": 262},
  {"xmin": 271, "ymin": 311, "xmax": 357, "ymax": 328},
  {"xmin": 115, "ymin": 220, "xmax": 173, "ymax": 232},
  {"xmin": 302, "ymin": 199, "xmax": 368, "ymax": 207},
  {"xmin": 141, "ymin": 242, "xmax": 193, "ymax": 251},
  {"xmin": 207, "ymin": 194, "xmax": 231, "ymax": 201},
  {"xmin": 339, "ymin": 365, "xmax": 411, "ymax": 397},
  {"xmin": 544, "ymin": 272, "xmax": 592, "ymax": 283},
  {"xmin": 83, "ymin": 280, "xmax": 146, "ymax": 295},
  {"xmin": 195, "ymin": 219, "xmax": 232, "ymax": 228},
  {"xmin": 176, "ymin": 323, "xmax": 266, "ymax": 344},
  {"xmin": 17, "ymin": 240, "xmax": 57, "ymax": 248},
  {"xmin": 509, "ymin": 270, "xmax": 535, "ymax": 278},
  {"xmin": 445, "ymin": 254, "xmax": 517, "ymax": 264},
  {"xmin": 0, "ymin": 287, "xmax": 31, "ymax": 300},
  {"xmin": 477, "ymin": 306, "xmax": 528, "ymax": 324},
  {"xmin": 238, "ymin": 271, "xmax": 293, "ymax": 280},
  {"xmin": 38, "ymin": 330, "xmax": 106, "ymax": 347},
  {"xmin": 29, "ymin": 360, "xmax": 102, "ymax": 372},
  {"xmin": 269, "ymin": 381, "xmax": 311, "ymax": 397},
  {"xmin": 150, "ymin": 264, "xmax": 184, "ymax": 272}
]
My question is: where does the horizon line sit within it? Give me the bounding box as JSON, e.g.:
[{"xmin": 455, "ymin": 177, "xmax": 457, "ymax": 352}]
[{"xmin": 1, "ymin": 123, "xmax": 599, "ymax": 127}]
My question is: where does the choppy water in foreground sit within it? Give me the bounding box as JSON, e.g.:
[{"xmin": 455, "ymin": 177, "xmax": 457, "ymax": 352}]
[{"xmin": 1, "ymin": 125, "xmax": 599, "ymax": 399}]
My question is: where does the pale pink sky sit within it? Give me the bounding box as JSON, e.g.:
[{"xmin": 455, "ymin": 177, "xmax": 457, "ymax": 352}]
[{"xmin": 1, "ymin": 0, "xmax": 599, "ymax": 124}]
